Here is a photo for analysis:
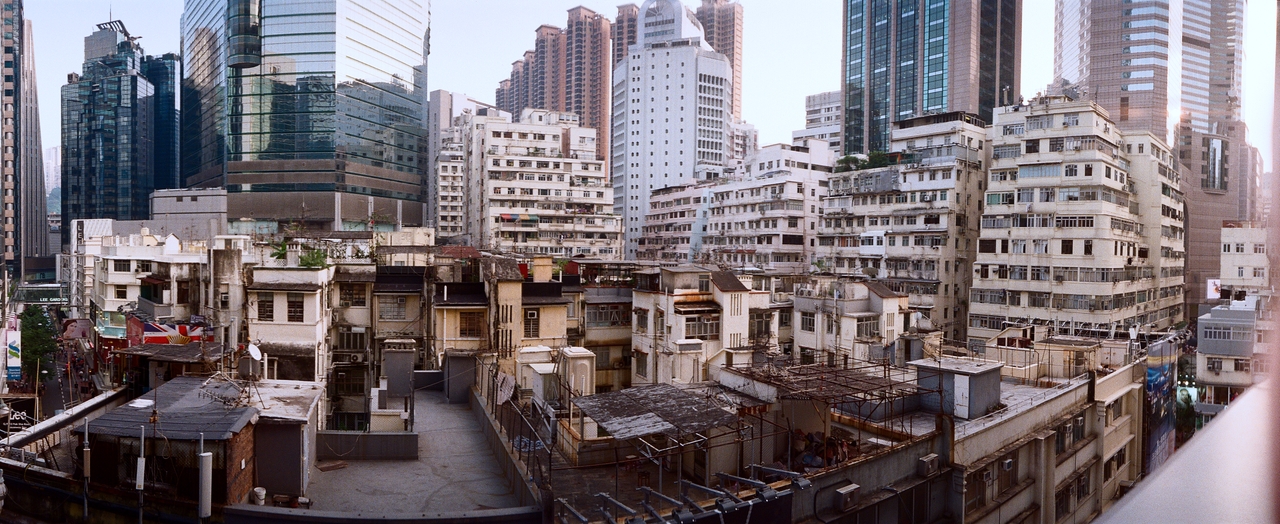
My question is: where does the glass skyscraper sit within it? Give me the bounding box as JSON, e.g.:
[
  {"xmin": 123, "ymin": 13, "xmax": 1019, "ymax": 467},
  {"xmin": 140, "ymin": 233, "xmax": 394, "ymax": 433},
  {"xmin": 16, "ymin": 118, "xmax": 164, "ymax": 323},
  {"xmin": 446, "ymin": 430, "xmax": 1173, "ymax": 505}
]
[
  {"xmin": 841, "ymin": 0, "xmax": 1021, "ymax": 154},
  {"xmin": 181, "ymin": 0, "xmax": 430, "ymax": 231},
  {"xmin": 61, "ymin": 21, "xmax": 180, "ymax": 246}
]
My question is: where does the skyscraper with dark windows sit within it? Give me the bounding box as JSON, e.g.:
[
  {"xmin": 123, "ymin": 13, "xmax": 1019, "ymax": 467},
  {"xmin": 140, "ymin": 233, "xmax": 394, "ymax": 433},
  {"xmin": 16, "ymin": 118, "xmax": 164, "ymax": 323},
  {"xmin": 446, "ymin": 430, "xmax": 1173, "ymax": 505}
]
[
  {"xmin": 181, "ymin": 0, "xmax": 431, "ymax": 232},
  {"xmin": 0, "ymin": 0, "xmax": 45, "ymax": 271},
  {"xmin": 841, "ymin": 0, "xmax": 1021, "ymax": 155},
  {"xmin": 60, "ymin": 21, "xmax": 179, "ymax": 248}
]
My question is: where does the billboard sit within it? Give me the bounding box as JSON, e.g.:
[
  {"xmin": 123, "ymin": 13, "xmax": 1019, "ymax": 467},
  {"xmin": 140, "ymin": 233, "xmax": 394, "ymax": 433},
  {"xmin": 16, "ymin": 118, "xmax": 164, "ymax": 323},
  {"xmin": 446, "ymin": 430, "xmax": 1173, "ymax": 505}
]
[
  {"xmin": 6, "ymin": 329, "xmax": 20, "ymax": 381},
  {"xmin": 1143, "ymin": 335, "xmax": 1177, "ymax": 475},
  {"xmin": 1206, "ymin": 279, "xmax": 1221, "ymax": 300}
]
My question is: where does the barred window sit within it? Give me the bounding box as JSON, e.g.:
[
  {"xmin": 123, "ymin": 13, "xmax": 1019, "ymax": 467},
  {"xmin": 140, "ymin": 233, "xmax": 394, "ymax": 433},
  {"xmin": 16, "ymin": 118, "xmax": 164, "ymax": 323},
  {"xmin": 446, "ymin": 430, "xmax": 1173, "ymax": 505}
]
[
  {"xmin": 524, "ymin": 308, "xmax": 540, "ymax": 338},
  {"xmin": 459, "ymin": 311, "xmax": 484, "ymax": 337},
  {"xmin": 339, "ymin": 284, "xmax": 366, "ymax": 307},
  {"xmin": 586, "ymin": 304, "xmax": 631, "ymax": 328},
  {"xmin": 685, "ymin": 314, "xmax": 720, "ymax": 340},
  {"xmin": 257, "ymin": 292, "xmax": 274, "ymax": 321},
  {"xmin": 336, "ymin": 328, "xmax": 366, "ymax": 351},
  {"xmin": 287, "ymin": 293, "xmax": 305, "ymax": 322}
]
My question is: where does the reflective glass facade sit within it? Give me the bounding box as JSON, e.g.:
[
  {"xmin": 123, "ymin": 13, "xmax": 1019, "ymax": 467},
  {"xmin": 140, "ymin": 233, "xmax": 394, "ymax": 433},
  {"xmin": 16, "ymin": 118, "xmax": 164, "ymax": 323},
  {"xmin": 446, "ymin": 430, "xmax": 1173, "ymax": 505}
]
[
  {"xmin": 182, "ymin": 0, "xmax": 429, "ymax": 229},
  {"xmin": 842, "ymin": 0, "xmax": 1018, "ymax": 154},
  {"xmin": 62, "ymin": 23, "xmax": 179, "ymax": 244}
]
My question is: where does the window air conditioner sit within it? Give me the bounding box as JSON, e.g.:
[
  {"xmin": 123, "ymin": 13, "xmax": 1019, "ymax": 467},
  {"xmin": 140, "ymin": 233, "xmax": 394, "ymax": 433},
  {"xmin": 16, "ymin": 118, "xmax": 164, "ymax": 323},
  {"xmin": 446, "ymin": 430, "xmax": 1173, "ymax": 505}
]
[
  {"xmin": 526, "ymin": 310, "xmax": 539, "ymax": 319},
  {"xmin": 1001, "ymin": 459, "xmax": 1014, "ymax": 471}
]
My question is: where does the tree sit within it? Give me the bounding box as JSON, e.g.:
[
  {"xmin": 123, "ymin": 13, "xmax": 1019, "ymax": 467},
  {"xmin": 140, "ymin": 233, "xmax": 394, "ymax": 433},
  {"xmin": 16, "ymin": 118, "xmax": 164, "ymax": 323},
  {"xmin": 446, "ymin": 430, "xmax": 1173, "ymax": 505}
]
[
  {"xmin": 19, "ymin": 305, "xmax": 56, "ymax": 379},
  {"xmin": 834, "ymin": 152, "xmax": 893, "ymax": 172}
]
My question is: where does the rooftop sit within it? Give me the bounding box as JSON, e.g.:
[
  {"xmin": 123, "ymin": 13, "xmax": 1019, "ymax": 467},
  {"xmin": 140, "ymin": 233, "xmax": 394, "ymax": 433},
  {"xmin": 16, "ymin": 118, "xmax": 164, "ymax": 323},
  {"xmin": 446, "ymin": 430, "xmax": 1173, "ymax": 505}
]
[
  {"xmin": 571, "ymin": 384, "xmax": 739, "ymax": 440},
  {"xmin": 89, "ymin": 377, "xmax": 256, "ymax": 440},
  {"xmin": 303, "ymin": 390, "xmax": 521, "ymax": 514},
  {"xmin": 114, "ymin": 342, "xmax": 227, "ymax": 363}
]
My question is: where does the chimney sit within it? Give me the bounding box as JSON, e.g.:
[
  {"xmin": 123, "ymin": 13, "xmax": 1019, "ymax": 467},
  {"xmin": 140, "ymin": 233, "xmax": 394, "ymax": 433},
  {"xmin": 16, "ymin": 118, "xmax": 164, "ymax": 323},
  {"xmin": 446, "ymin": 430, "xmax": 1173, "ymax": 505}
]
[{"xmin": 531, "ymin": 256, "xmax": 554, "ymax": 282}]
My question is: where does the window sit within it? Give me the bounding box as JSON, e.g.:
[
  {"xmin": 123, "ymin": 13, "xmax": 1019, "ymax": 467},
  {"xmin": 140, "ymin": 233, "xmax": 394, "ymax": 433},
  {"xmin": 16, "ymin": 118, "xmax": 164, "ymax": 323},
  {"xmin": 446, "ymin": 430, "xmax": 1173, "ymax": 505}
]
[
  {"xmin": 685, "ymin": 314, "xmax": 720, "ymax": 340},
  {"xmin": 1255, "ymin": 268, "xmax": 1266, "ymax": 279},
  {"xmin": 635, "ymin": 350, "xmax": 648, "ymax": 378},
  {"xmin": 336, "ymin": 328, "xmax": 367, "ymax": 351},
  {"xmin": 459, "ymin": 311, "xmax": 484, "ymax": 337},
  {"xmin": 1056, "ymin": 486, "xmax": 1072, "ymax": 520},
  {"xmin": 698, "ymin": 274, "xmax": 711, "ymax": 292},
  {"xmin": 1236, "ymin": 243, "xmax": 1245, "ymax": 253},
  {"xmin": 378, "ymin": 295, "xmax": 406, "ymax": 320},
  {"xmin": 257, "ymin": 293, "xmax": 274, "ymax": 321},
  {"xmin": 287, "ymin": 293, "xmax": 305, "ymax": 322},
  {"xmin": 1255, "ymin": 244, "xmax": 1267, "ymax": 254},
  {"xmin": 114, "ymin": 260, "xmax": 131, "ymax": 272},
  {"xmin": 339, "ymin": 284, "xmax": 366, "ymax": 307},
  {"xmin": 1061, "ymin": 240, "xmax": 1074, "ymax": 255},
  {"xmin": 1083, "ymin": 240, "xmax": 1093, "ymax": 256},
  {"xmin": 586, "ymin": 304, "xmax": 631, "ymax": 327},
  {"xmin": 800, "ymin": 312, "xmax": 815, "ymax": 332},
  {"xmin": 1034, "ymin": 240, "xmax": 1049, "ymax": 254},
  {"xmin": 1075, "ymin": 471, "xmax": 1091, "ymax": 502},
  {"xmin": 523, "ymin": 308, "xmax": 541, "ymax": 338},
  {"xmin": 855, "ymin": 317, "xmax": 879, "ymax": 338},
  {"xmin": 997, "ymin": 452, "xmax": 1018, "ymax": 493},
  {"xmin": 635, "ymin": 308, "xmax": 649, "ymax": 333},
  {"xmin": 965, "ymin": 468, "xmax": 988, "ymax": 513},
  {"xmin": 1025, "ymin": 139, "xmax": 1040, "ymax": 154},
  {"xmin": 137, "ymin": 261, "xmax": 152, "ymax": 272},
  {"xmin": 115, "ymin": 285, "xmax": 128, "ymax": 299},
  {"xmin": 779, "ymin": 310, "xmax": 791, "ymax": 327},
  {"xmin": 1235, "ymin": 359, "xmax": 1251, "ymax": 372}
]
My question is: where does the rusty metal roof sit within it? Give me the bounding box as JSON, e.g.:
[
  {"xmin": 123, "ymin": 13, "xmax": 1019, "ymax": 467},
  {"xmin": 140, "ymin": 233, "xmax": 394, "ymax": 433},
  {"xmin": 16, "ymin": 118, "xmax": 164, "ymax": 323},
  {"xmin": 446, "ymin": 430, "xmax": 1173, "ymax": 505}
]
[{"xmin": 570, "ymin": 384, "xmax": 739, "ymax": 440}]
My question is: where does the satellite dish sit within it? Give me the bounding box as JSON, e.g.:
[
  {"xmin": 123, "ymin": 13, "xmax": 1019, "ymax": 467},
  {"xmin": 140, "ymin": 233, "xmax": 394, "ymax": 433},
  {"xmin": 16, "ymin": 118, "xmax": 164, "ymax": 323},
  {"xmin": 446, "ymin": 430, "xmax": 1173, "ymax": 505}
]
[{"xmin": 248, "ymin": 344, "xmax": 263, "ymax": 361}]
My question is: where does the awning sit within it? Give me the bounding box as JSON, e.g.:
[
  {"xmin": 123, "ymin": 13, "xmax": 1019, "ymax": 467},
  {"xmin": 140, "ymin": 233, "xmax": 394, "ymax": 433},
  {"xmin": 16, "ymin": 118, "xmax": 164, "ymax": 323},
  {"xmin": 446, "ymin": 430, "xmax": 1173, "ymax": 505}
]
[
  {"xmin": 139, "ymin": 276, "xmax": 165, "ymax": 285},
  {"xmin": 674, "ymin": 302, "xmax": 720, "ymax": 314},
  {"xmin": 501, "ymin": 214, "xmax": 512, "ymax": 220}
]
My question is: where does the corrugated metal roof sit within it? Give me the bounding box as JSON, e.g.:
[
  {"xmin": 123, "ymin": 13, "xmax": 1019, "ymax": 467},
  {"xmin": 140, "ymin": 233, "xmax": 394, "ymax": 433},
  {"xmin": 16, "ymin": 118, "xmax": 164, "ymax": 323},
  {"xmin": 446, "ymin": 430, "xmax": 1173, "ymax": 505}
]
[
  {"xmin": 89, "ymin": 377, "xmax": 257, "ymax": 441},
  {"xmin": 711, "ymin": 272, "xmax": 750, "ymax": 292},
  {"xmin": 115, "ymin": 342, "xmax": 226, "ymax": 363},
  {"xmin": 571, "ymin": 384, "xmax": 738, "ymax": 440}
]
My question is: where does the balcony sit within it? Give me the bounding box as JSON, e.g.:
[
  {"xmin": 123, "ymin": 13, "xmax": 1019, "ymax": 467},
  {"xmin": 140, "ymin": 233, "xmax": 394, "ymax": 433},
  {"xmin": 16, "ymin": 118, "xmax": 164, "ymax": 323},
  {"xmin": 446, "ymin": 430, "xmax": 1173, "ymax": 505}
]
[{"xmin": 137, "ymin": 296, "xmax": 175, "ymax": 320}]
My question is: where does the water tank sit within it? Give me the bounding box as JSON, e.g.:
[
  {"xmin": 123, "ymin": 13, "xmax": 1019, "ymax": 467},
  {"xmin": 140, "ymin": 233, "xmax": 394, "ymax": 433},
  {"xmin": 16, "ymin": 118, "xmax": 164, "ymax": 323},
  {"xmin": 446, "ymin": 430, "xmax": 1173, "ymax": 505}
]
[{"xmin": 228, "ymin": 0, "xmax": 262, "ymax": 68}]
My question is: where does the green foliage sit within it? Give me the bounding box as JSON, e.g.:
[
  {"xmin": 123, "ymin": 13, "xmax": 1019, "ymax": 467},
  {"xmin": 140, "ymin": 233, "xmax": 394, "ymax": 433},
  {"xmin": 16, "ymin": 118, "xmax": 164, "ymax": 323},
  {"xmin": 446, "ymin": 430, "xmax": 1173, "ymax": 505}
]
[
  {"xmin": 19, "ymin": 305, "xmax": 56, "ymax": 378},
  {"xmin": 834, "ymin": 152, "xmax": 893, "ymax": 172},
  {"xmin": 299, "ymin": 249, "xmax": 329, "ymax": 268},
  {"xmin": 270, "ymin": 240, "xmax": 288, "ymax": 260}
]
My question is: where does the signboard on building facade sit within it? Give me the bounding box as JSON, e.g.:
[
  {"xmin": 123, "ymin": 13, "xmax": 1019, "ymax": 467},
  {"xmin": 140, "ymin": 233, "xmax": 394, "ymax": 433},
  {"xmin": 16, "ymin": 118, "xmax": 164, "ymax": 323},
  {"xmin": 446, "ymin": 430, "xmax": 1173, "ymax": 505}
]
[
  {"xmin": 6, "ymin": 329, "xmax": 20, "ymax": 381},
  {"xmin": 1143, "ymin": 335, "xmax": 1177, "ymax": 475}
]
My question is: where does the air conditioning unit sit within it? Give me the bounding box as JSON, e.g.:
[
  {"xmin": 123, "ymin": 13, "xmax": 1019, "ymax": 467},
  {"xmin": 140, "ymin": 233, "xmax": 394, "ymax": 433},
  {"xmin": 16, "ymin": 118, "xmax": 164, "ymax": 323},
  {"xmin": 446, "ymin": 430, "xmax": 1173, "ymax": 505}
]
[
  {"xmin": 835, "ymin": 483, "xmax": 861, "ymax": 512},
  {"xmin": 982, "ymin": 469, "xmax": 994, "ymax": 483},
  {"xmin": 918, "ymin": 454, "xmax": 940, "ymax": 477},
  {"xmin": 1001, "ymin": 459, "xmax": 1014, "ymax": 471},
  {"xmin": 340, "ymin": 301, "xmax": 351, "ymax": 308},
  {"xmin": 526, "ymin": 310, "xmax": 539, "ymax": 319},
  {"xmin": 396, "ymin": 296, "xmax": 406, "ymax": 304}
]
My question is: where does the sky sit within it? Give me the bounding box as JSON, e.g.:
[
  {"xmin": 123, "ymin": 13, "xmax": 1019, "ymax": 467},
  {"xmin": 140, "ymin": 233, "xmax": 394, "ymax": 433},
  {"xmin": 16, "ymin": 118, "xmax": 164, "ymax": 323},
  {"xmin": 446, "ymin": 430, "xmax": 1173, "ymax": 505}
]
[{"xmin": 23, "ymin": 0, "xmax": 1279, "ymax": 181}]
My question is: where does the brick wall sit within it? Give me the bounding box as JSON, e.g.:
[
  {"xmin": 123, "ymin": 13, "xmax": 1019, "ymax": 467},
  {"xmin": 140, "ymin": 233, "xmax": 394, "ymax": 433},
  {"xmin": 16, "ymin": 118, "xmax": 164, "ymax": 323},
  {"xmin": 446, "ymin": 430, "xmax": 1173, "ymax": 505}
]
[{"xmin": 226, "ymin": 423, "xmax": 256, "ymax": 504}]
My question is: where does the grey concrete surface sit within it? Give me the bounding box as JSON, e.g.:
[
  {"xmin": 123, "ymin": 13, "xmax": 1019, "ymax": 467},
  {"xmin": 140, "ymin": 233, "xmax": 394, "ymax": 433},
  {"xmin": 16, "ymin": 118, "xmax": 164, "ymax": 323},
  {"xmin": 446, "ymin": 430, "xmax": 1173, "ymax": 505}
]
[{"xmin": 303, "ymin": 390, "xmax": 520, "ymax": 514}]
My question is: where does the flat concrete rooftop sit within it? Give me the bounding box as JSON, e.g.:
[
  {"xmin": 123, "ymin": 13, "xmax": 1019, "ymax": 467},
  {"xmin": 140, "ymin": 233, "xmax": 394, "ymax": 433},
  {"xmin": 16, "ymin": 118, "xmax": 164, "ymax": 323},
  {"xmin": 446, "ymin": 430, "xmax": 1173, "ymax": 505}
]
[{"xmin": 303, "ymin": 390, "xmax": 520, "ymax": 514}]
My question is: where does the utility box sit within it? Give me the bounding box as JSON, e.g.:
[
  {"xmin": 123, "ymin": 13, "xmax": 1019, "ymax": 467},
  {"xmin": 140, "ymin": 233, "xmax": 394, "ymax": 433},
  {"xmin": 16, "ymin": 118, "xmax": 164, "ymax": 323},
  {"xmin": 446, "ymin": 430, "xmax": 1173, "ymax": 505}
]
[{"xmin": 836, "ymin": 483, "xmax": 861, "ymax": 512}]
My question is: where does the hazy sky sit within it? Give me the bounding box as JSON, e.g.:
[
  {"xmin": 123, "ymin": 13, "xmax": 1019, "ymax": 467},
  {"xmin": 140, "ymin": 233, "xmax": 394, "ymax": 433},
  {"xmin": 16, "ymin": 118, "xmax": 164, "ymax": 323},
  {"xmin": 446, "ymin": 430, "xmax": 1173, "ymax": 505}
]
[{"xmin": 24, "ymin": 0, "xmax": 1278, "ymax": 179}]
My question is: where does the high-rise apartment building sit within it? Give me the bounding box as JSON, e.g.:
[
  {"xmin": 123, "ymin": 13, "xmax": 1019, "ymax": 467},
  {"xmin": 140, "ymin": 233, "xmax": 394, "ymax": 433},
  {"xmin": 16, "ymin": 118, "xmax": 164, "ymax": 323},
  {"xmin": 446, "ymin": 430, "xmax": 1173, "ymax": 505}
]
[
  {"xmin": 612, "ymin": 0, "xmax": 732, "ymax": 259},
  {"xmin": 426, "ymin": 89, "xmax": 506, "ymax": 232},
  {"xmin": 181, "ymin": 0, "xmax": 430, "ymax": 231},
  {"xmin": 0, "ymin": 1, "xmax": 44, "ymax": 270},
  {"xmin": 792, "ymin": 90, "xmax": 843, "ymax": 155},
  {"xmin": 1053, "ymin": 0, "xmax": 1256, "ymax": 317},
  {"xmin": 841, "ymin": 0, "xmax": 1021, "ymax": 154},
  {"xmin": 495, "ymin": 7, "xmax": 612, "ymax": 162},
  {"xmin": 17, "ymin": 16, "xmax": 44, "ymax": 261},
  {"xmin": 612, "ymin": 5, "xmax": 639, "ymax": 69},
  {"xmin": 460, "ymin": 109, "xmax": 622, "ymax": 258},
  {"xmin": 816, "ymin": 112, "xmax": 987, "ymax": 342},
  {"xmin": 61, "ymin": 21, "xmax": 179, "ymax": 247},
  {"xmin": 695, "ymin": 0, "xmax": 743, "ymax": 120},
  {"xmin": 968, "ymin": 97, "xmax": 1185, "ymax": 344}
]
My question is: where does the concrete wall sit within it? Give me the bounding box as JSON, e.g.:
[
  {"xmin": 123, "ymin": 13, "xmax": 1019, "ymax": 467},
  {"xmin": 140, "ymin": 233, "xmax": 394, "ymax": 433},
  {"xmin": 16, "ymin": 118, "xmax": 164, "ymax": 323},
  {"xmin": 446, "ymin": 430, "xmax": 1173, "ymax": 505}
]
[
  {"xmin": 468, "ymin": 388, "xmax": 545, "ymax": 509},
  {"xmin": 224, "ymin": 505, "xmax": 542, "ymax": 524},
  {"xmin": 316, "ymin": 431, "xmax": 418, "ymax": 460}
]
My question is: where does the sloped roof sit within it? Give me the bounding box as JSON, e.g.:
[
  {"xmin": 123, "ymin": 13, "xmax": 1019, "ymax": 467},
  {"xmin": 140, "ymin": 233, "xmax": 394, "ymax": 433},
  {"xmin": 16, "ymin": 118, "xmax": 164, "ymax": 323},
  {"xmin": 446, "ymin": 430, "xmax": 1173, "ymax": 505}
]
[
  {"xmin": 115, "ymin": 343, "xmax": 226, "ymax": 363},
  {"xmin": 571, "ymin": 384, "xmax": 738, "ymax": 440},
  {"xmin": 865, "ymin": 281, "xmax": 906, "ymax": 298},
  {"xmin": 89, "ymin": 377, "xmax": 257, "ymax": 440},
  {"xmin": 711, "ymin": 272, "xmax": 750, "ymax": 292}
]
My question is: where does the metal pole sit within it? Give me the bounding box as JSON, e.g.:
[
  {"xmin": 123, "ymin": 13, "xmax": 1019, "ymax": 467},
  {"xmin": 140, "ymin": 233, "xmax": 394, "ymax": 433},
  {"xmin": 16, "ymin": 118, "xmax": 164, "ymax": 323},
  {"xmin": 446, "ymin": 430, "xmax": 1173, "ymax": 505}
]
[
  {"xmin": 138, "ymin": 425, "xmax": 144, "ymax": 524},
  {"xmin": 82, "ymin": 421, "xmax": 89, "ymax": 522}
]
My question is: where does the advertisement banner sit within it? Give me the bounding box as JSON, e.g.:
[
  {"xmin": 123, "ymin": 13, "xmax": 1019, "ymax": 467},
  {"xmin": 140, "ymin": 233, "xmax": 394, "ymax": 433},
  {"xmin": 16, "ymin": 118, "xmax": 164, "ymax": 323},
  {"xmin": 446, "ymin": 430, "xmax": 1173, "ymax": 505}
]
[
  {"xmin": 1206, "ymin": 279, "xmax": 1222, "ymax": 300},
  {"xmin": 1143, "ymin": 335, "xmax": 1177, "ymax": 475},
  {"xmin": 6, "ymin": 329, "xmax": 20, "ymax": 381}
]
